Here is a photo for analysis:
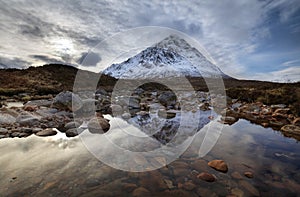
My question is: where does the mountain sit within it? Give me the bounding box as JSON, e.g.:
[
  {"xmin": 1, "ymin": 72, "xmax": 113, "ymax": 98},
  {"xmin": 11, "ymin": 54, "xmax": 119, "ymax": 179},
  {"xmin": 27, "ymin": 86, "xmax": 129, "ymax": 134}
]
[{"xmin": 102, "ymin": 35, "xmax": 230, "ymax": 79}]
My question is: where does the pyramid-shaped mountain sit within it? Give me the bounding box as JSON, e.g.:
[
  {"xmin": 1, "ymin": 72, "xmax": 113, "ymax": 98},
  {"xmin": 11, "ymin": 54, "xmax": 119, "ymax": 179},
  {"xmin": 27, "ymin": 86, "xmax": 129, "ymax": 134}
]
[{"xmin": 102, "ymin": 35, "xmax": 230, "ymax": 79}]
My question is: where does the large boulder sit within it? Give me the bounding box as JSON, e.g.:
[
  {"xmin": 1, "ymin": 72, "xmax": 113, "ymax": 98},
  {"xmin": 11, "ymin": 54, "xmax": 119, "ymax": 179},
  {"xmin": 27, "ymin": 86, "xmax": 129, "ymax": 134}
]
[
  {"xmin": 52, "ymin": 91, "xmax": 83, "ymax": 112},
  {"xmin": 0, "ymin": 113, "xmax": 16, "ymax": 125}
]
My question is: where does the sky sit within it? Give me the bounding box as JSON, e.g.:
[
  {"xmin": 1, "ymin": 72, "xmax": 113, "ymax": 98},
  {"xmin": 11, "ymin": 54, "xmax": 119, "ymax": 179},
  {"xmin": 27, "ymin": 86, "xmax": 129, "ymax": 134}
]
[{"xmin": 0, "ymin": 0, "xmax": 299, "ymax": 82}]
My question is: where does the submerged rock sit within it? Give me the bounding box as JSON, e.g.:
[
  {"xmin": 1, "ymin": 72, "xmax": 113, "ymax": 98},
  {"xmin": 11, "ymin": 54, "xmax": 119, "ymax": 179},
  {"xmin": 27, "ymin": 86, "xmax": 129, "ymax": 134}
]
[
  {"xmin": 208, "ymin": 160, "xmax": 228, "ymax": 173},
  {"xmin": 197, "ymin": 172, "xmax": 216, "ymax": 182}
]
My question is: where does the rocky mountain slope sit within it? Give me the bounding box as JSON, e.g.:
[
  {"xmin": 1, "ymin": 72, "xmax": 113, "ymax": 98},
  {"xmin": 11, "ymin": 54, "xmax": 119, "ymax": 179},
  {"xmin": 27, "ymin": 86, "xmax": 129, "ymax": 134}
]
[{"xmin": 103, "ymin": 35, "xmax": 230, "ymax": 79}]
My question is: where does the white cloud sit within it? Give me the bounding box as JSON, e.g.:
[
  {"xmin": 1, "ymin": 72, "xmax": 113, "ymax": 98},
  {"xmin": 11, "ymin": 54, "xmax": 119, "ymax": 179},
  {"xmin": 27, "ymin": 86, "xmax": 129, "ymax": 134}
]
[{"xmin": 251, "ymin": 66, "xmax": 300, "ymax": 82}]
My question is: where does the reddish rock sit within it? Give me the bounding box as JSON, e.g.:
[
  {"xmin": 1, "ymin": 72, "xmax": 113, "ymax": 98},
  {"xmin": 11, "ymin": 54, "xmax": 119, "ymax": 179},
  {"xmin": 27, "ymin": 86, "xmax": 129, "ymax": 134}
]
[
  {"xmin": 244, "ymin": 171, "xmax": 254, "ymax": 178},
  {"xmin": 208, "ymin": 160, "xmax": 228, "ymax": 173},
  {"xmin": 197, "ymin": 172, "xmax": 216, "ymax": 182}
]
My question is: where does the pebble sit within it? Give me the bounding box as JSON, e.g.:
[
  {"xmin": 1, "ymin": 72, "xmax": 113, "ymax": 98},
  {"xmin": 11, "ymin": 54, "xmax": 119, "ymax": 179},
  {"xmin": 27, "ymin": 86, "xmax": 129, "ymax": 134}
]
[{"xmin": 208, "ymin": 160, "xmax": 228, "ymax": 173}]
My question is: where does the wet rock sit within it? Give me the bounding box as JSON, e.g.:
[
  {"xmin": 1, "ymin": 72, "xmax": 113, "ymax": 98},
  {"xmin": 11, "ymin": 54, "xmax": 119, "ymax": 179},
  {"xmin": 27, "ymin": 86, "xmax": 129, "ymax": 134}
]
[
  {"xmin": 208, "ymin": 160, "xmax": 228, "ymax": 173},
  {"xmin": 132, "ymin": 187, "xmax": 150, "ymax": 197},
  {"xmin": 16, "ymin": 112, "xmax": 40, "ymax": 126},
  {"xmin": 139, "ymin": 171, "xmax": 167, "ymax": 192},
  {"xmin": 244, "ymin": 171, "xmax": 254, "ymax": 178},
  {"xmin": 52, "ymin": 91, "xmax": 82, "ymax": 112},
  {"xmin": 196, "ymin": 188, "xmax": 218, "ymax": 197},
  {"xmin": 87, "ymin": 117, "xmax": 110, "ymax": 134},
  {"xmin": 231, "ymin": 172, "xmax": 243, "ymax": 179},
  {"xmin": 36, "ymin": 128, "xmax": 57, "ymax": 137},
  {"xmin": 221, "ymin": 116, "xmax": 238, "ymax": 125},
  {"xmin": 239, "ymin": 180, "xmax": 259, "ymax": 196},
  {"xmin": 197, "ymin": 172, "xmax": 216, "ymax": 182},
  {"xmin": 274, "ymin": 108, "xmax": 290, "ymax": 114},
  {"xmin": 164, "ymin": 179, "xmax": 175, "ymax": 189},
  {"xmin": 190, "ymin": 159, "xmax": 209, "ymax": 172},
  {"xmin": 281, "ymin": 125, "xmax": 300, "ymax": 136},
  {"xmin": 230, "ymin": 188, "xmax": 244, "ymax": 197},
  {"xmin": 63, "ymin": 121, "xmax": 81, "ymax": 131},
  {"xmin": 122, "ymin": 183, "xmax": 138, "ymax": 192},
  {"xmin": 183, "ymin": 181, "xmax": 196, "ymax": 191}
]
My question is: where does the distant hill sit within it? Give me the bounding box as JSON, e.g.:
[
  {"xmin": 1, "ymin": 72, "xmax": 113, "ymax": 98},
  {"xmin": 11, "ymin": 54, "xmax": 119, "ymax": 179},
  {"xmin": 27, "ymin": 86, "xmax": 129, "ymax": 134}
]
[{"xmin": 0, "ymin": 64, "xmax": 116, "ymax": 96}]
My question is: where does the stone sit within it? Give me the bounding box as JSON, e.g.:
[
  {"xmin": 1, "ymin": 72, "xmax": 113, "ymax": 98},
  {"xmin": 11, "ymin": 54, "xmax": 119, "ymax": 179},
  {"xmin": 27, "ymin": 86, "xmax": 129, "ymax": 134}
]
[
  {"xmin": 23, "ymin": 105, "xmax": 38, "ymax": 112},
  {"xmin": 132, "ymin": 187, "xmax": 150, "ymax": 197},
  {"xmin": 244, "ymin": 171, "xmax": 254, "ymax": 178},
  {"xmin": 52, "ymin": 91, "xmax": 83, "ymax": 112},
  {"xmin": 231, "ymin": 188, "xmax": 244, "ymax": 197},
  {"xmin": 191, "ymin": 159, "xmax": 209, "ymax": 172},
  {"xmin": 292, "ymin": 117, "xmax": 300, "ymax": 126},
  {"xmin": 183, "ymin": 181, "xmax": 196, "ymax": 191},
  {"xmin": 231, "ymin": 172, "xmax": 243, "ymax": 179},
  {"xmin": 158, "ymin": 109, "xmax": 177, "ymax": 119},
  {"xmin": 274, "ymin": 108, "xmax": 290, "ymax": 114},
  {"xmin": 221, "ymin": 116, "xmax": 238, "ymax": 125},
  {"xmin": 121, "ymin": 112, "xmax": 131, "ymax": 120},
  {"xmin": 239, "ymin": 180, "xmax": 259, "ymax": 196},
  {"xmin": 64, "ymin": 121, "xmax": 81, "ymax": 131},
  {"xmin": 200, "ymin": 102, "xmax": 210, "ymax": 111},
  {"xmin": 123, "ymin": 183, "xmax": 138, "ymax": 192},
  {"xmin": 0, "ymin": 128, "xmax": 8, "ymax": 135},
  {"xmin": 197, "ymin": 172, "xmax": 216, "ymax": 182},
  {"xmin": 0, "ymin": 113, "xmax": 16, "ymax": 124},
  {"xmin": 36, "ymin": 128, "xmax": 57, "ymax": 137},
  {"xmin": 65, "ymin": 128, "xmax": 79, "ymax": 137},
  {"xmin": 208, "ymin": 160, "xmax": 228, "ymax": 173},
  {"xmin": 87, "ymin": 117, "xmax": 110, "ymax": 134},
  {"xmin": 164, "ymin": 179, "xmax": 175, "ymax": 189},
  {"xmin": 158, "ymin": 91, "xmax": 176, "ymax": 107},
  {"xmin": 110, "ymin": 104, "xmax": 123, "ymax": 115},
  {"xmin": 24, "ymin": 99, "xmax": 52, "ymax": 107},
  {"xmin": 139, "ymin": 171, "xmax": 167, "ymax": 192},
  {"xmin": 16, "ymin": 112, "xmax": 40, "ymax": 126},
  {"xmin": 281, "ymin": 125, "xmax": 300, "ymax": 136}
]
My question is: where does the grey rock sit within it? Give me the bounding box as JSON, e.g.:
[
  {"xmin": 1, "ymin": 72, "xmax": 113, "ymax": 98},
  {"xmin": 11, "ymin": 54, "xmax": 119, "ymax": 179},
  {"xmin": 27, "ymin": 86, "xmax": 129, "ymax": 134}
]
[
  {"xmin": 88, "ymin": 117, "xmax": 110, "ymax": 134},
  {"xmin": 0, "ymin": 128, "xmax": 8, "ymax": 135},
  {"xmin": 24, "ymin": 99, "xmax": 52, "ymax": 107},
  {"xmin": 0, "ymin": 113, "xmax": 16, "ymax": 124},
  {"xmin": 52, "ymin": 91, "xmax": 83, "ymax": 112},
  {"xmin": 158, "ymin": 91, "xmax": 176, "ymax": 107},
  {"xmin": 16, "ymin": 112, "xmax": 40, "ymax": 126}
]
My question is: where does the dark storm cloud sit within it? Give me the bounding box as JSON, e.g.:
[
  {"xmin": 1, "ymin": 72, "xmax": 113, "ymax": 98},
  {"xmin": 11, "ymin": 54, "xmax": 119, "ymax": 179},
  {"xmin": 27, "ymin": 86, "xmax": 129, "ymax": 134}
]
[{"xmin": 77, "ymin": 52, "xmax": 101, "ymax": 67}]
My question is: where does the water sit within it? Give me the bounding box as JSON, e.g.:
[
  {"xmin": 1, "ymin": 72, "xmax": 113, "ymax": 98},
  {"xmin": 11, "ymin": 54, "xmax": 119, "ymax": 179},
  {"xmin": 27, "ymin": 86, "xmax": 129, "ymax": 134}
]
[{"xmin": 0, "ymin": 119, "xmax": 299, "ymax": 196}]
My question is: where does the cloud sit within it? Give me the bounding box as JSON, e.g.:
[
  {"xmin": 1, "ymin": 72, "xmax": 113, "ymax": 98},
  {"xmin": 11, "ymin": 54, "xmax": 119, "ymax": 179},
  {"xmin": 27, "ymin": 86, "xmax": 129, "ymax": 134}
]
[
  {"xmin": 30, "ymin": 55, "xmax": 64, "ymax": 64},
  {"xmin": 76, "ymin": 52, "xmax": 101, "ymax": 67},
  {"xmin": 251, "ymin": 66, "xmax": 300, "ymax": 82}
]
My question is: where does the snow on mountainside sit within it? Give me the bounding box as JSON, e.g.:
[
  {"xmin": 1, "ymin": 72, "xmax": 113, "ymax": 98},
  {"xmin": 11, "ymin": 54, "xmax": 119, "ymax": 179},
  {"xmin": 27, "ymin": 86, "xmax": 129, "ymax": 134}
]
[{"xmin": 102, "ymin": 35, "xmax": 229, "ymax": 79}]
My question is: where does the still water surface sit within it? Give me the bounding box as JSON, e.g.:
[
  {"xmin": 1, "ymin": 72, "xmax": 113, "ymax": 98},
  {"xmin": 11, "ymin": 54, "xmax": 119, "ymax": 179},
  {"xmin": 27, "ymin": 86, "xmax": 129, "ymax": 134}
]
[{"xmin": 0, "ymin": 118, "xmax": 299, "ymax": 196}]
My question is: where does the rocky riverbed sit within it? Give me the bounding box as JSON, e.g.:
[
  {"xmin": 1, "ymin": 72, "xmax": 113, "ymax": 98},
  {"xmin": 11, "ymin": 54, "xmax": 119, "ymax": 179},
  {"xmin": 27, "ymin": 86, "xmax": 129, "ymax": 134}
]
[{"xmin": 0, "ymin": 88, "xmax": 299, "ymax": 142}]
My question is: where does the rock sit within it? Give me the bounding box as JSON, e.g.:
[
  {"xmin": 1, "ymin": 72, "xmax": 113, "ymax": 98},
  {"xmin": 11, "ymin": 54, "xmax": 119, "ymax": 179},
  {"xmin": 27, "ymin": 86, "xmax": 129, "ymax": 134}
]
[
  {"xmin": 110, "ymin": 104, "xmax": 123, "ymax": 115},
  {"xmin": 197, "ymin": 172, "xmax": 216, "ymax": 182},
  {"xmin": 87, "ymin": 117, "xmax": 110, "ymax": 134},
  {"xmin": 24, "ymin": 99, "xmax": 52, "ymax": 107},
  {"xmin": 164, "ymin": 179, "xmax": 175, "ymax": 189},
  {"xmin": 158, "ymin": 91, "xmax": 176, "ymax": 107},
  {"xmin": 244, "ymin": 171, "xmax": 254, "ymax": 178},
  {"xmin": 231, "ymin": 172, "xmax": 243, "ymax": 179},
  {"xmin": 0, "ymin": 113, "xmax": 16, "ymax": 124},
  {"xmin": 221, "ymin": 116, "xmax": 238, "ymax": 125},
  {"xmin": 23, "ymin": 105, "xmax": 38, "ymax": 111},
  {"xmin": 16, "ymin": 112, "xmax": 40, "ymax": 126},
  {"xmin": 36, "ymin": 128, "xmax": 57, "ymax": 137},
  {"xmin": 64, "ymin": 121, "xmax": 81, "ymax": 131},
  {"xmin": 274, "ymin": 108, "xmax": 290, "ymax": 114},
  {"xmin": 191, "ymin": 159, "xmax": 209, "ymax": 172},
  {"xmin": 292, "ymin": 117, "xmax": 300, "ymax": 126},
  {"xmin": 158, "ymin": 109, "xmax": 177, "ymax": 119},
  {"xmin": 132, "ymin": 187, "xmax": 150, "ymax": 197},
  {"xmin": 208, "ymin": 160, "xmax": 228, "ymax": 173},
  {"xmin": 0, "ymin": 128, "xmax": 8, "ymax": 135},
  {"xmin": 231, "ymin": 188, "xmax": 244, "ymax": 197},
  {"xmin": 200, "ymin": 102, "xmax": 210, "ymax": 111},
  {"xmin": 122, "ymin": 183, "xmax": 138, "ymax": 192},
  {"xmin": 52, "ymin": 91, "xmax": 82, "ymax": 112},
  {"xmin": 121, "ymin": 112, "xmax": 131, "ymax": 120},
  {"xmin": 239, "ymin": 180, "xmax": 259, "ymax": 196},
  {"xmin": 139, "ymin": 171, "xmax": 167, "ymax": 192},
  {"xmin": 183, "ymin": 181, "xmax": 196, "ymax": 191},
  {"xmin": 65, "ymin": 128, "xmax": 79, "ymax": 137},
  {"xmin": 281, "ymin": 125, "xmax": 300, "ymax": 136}
]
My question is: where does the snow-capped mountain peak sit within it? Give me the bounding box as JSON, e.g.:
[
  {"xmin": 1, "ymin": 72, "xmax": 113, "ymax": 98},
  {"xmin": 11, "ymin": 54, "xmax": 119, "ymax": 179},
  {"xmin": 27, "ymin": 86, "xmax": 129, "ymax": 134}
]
[{"xmin": 102, "ymin": 35, "xmax": 229, "ymax": 79}]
